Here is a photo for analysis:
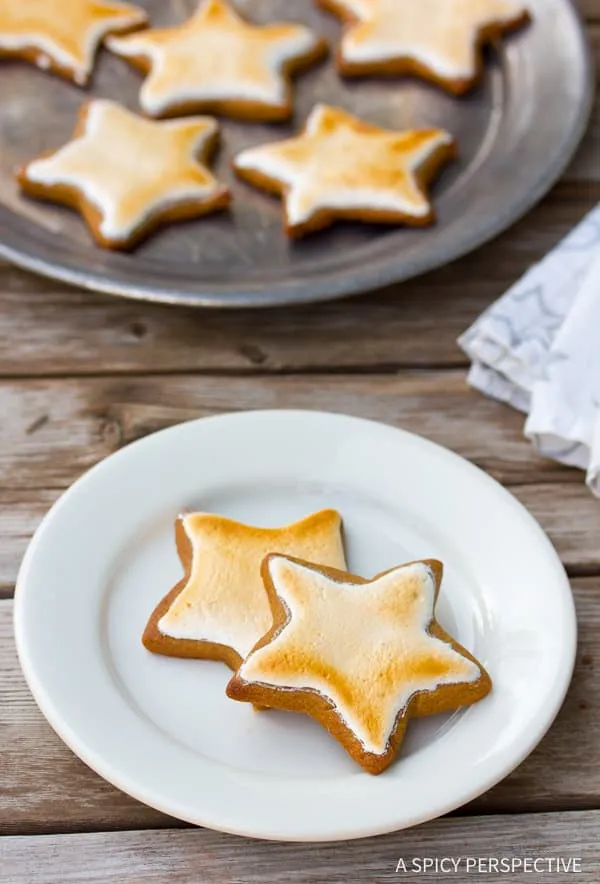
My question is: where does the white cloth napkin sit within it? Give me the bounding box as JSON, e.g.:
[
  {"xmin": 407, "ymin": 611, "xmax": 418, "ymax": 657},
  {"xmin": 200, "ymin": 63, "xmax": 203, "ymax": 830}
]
[{"xmin": 459, "ymin": 203, "xmax": 600, "ymax": 496}]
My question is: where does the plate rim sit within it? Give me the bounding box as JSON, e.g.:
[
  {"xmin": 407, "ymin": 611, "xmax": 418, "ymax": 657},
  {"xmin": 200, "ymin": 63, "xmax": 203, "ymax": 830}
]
[
  {"xmin": 14, "ymin": 410, "xmax": 578, "ymax": 841},
  {"xmin": 0, "ymin": 0, "xmax": 595, "ymax": 309}
]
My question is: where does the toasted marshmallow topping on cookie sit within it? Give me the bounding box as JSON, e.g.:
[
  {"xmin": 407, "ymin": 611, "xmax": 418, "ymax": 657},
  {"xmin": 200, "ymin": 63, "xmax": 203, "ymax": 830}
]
[
  {"xmin": 321, "ymin": 0, "xmax": 528, "ymax": 87},
  {"xmin": 235, "ymin": 104, "xmax": 454, "ymax": 234},
  {"xmin": 20, "ymin": 100, "xmax": 229, "ymax": 247},
  {"xmin": 158, "ymin": 510, "xmax": 346, "ymax": 661},
  {"xmin": 238, "ymin": 557, "xmax": 483, "ymax": 755},
  {"xmin": 0, "ymin": 0, "xmax": 147, "ymax": 84},
  {"xmin": 107, "ymin": 0, "xmax": 326, "ymax": 118}
]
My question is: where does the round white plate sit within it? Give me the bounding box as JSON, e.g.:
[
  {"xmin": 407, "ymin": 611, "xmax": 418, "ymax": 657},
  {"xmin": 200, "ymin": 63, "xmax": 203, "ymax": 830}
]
[{"xmin": 15, "ymin": 410, "xmax": 576, "ymax": 842}]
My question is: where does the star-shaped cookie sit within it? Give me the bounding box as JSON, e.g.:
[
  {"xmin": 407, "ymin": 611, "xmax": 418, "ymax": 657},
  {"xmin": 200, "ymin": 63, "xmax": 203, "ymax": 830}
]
[
  {"xmin": 318, "ymin": 0, "xmax": 529, "ymax": 93},
  {"xmin": 234, "ymin": 104, "xmax": 455, "ymax": 237},
  {"xmin": 107, "ymin": 0, "xmax": 327, "ymax": 121},
  {"xmin": 0, "ymin": 0, "xmax": 147, "ymax": 86},
  {"xmin": 143, "ymin": 510, "xmax": 346, "ymax": 670},
  {"xmin": 17, "ymin": 100, "xmax": 230, "ymax": 250},
  {"xmin": 227, "ymin": 556, "xmax": 491, "ymax": 773}
]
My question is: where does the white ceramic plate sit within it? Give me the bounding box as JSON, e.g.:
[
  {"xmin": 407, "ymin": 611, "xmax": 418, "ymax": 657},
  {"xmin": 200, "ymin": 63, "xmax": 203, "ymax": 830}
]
[{"xmin": 15, "ymin": 410, "xmax": 576, "ymax": 842}]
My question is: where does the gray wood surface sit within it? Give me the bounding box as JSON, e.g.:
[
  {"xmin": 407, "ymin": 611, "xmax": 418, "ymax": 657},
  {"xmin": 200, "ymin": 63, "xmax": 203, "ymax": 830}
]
[
  {"xmin": 1, "ymin": 191, "xmax": 598, "ymax": 377},
  {"xmin": 1, "ymin": 811, "xmax": 599, "ymax": 883},
  {"xmin": 2, "ymin": 372, "xmax": 600, "ymax": 597},
  {"xmin": 1, "ymin": 3, "xmax": 599, "ymax": 880},
  {"xmin": 0, "ymin": 372, "xmax": 592, "ymax": 491},
  {"xmin": 580, "ymin": 0, "xmax": 600, "ymax": 20}
]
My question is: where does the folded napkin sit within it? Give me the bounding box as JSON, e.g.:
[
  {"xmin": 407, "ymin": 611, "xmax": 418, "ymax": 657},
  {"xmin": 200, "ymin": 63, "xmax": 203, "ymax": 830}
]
[{"xmin": 459, "ymin": 203, "xmax": 600, "ymax": 496}]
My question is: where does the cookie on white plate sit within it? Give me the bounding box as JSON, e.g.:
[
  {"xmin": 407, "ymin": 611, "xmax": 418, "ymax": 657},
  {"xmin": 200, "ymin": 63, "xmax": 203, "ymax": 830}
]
[
  {"xmin": 143, "ymin": 510, "xmax": 347, "ymax": 670},
  {"xmin": 228, "ymin": 555, "xmax": 492, "ymax": 774}
]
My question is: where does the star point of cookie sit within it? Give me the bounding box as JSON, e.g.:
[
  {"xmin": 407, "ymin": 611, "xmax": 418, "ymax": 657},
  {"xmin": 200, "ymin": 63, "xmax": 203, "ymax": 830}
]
[
  {"xmin": 318, "ymin": 0, "xmax": 530, "ymax": 93},
  {"xmin": 143, "ymin": 510, "xmax": 346, "ymax": 670},
  {"xmin": 234, "ymin": 104, "xmax": 455, "ymax": 237},
  {"xmin": 17, "ymin": 100, "xmax": 230, "ymax": 250},
  {"xmin": 107, "ymin": 0, "xmax": 327, "ymax": 121},
  {"xmin": 227, "ymin": 556, "xmax": 491, "ymax": 773},
  {"xmin": 0, "ymin": 0, "xmax": 148, "ymax": 85}
]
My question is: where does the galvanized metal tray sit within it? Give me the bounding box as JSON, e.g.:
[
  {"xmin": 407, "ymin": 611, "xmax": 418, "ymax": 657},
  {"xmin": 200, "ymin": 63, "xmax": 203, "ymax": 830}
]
[{"xmin": 0, "ymin": 0, "xmax": 593, "ymax": 308}]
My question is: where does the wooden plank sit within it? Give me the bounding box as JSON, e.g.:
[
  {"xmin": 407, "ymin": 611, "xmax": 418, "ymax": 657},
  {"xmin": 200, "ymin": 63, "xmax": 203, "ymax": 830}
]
[
  {"xmin": 580, "ymin": 0, "xmax": 600, "ymax": 22},
  {"xmin": 0, "ymin": 371, "xmax": 583, "ymax": 490},
  {"xmin": 510, "ymin": 485, "xmax": 600, "ymax": 576},
  {"xmin": 1, "ymin": 580, "xmax": 599, "ymax": 835},
  {"xmin": 0, "ymin": 599, "xmax": 171, "ymax": 835},
  {"xmin": 0, "ymin": 191, "xmax": 598, "ymax": 377},
  {"xmin": 2, "ymin": 372, "xmax": 600, "ymax": 592},
  {"xmin": 0, "ymin": 489, "xmax": 62, "ymax": 598},
  {"xmin": 0, "ymin": 255, "xmax": 478, "ymax": 374},
  {"xmin": 1, "ymin": 811, "xmax": 599, "ymax": 883}
]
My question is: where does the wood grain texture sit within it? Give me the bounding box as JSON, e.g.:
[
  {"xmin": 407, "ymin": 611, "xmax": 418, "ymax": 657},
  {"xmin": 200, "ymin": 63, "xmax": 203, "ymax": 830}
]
[
  {"xmin": 2, "ymin": 372, "xmax": 600, "ymax": 593},
  {"xmin": 0, "ymin": 490, "xmax": 58, "ymax": 598},
  {"xmin": 1, "ymin": 580, "xmax": 598, "ymax": 835},
  {"xmin": 0, "ymin": 599, "xmax": 170, "ymax": 835},
  {"xmin": 1, "ymin": 811, "xmax": 599, "ymax": 883},
  {"xmin": 580, "ymin": 0, "xmax": 600, "ymax": 21},
  {"xmin": 0, "ymin": 371, "xmax": 583, "ymax": 490},
  {"xmin": 0, "ymin": 192, "xmax": 598, "ymax": 377}
]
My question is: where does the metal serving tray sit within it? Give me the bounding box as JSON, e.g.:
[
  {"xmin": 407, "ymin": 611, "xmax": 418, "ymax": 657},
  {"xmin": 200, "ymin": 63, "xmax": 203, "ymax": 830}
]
[{"xmin": 0, "ymin": 0, "xmax": 593, "ymax": 307}]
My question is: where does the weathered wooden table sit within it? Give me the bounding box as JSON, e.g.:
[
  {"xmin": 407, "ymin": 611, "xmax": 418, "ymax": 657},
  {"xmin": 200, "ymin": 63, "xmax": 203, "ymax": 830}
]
[{"xmin": 2, "ymin": 5, "xmax": 600, "ymax": 881}]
